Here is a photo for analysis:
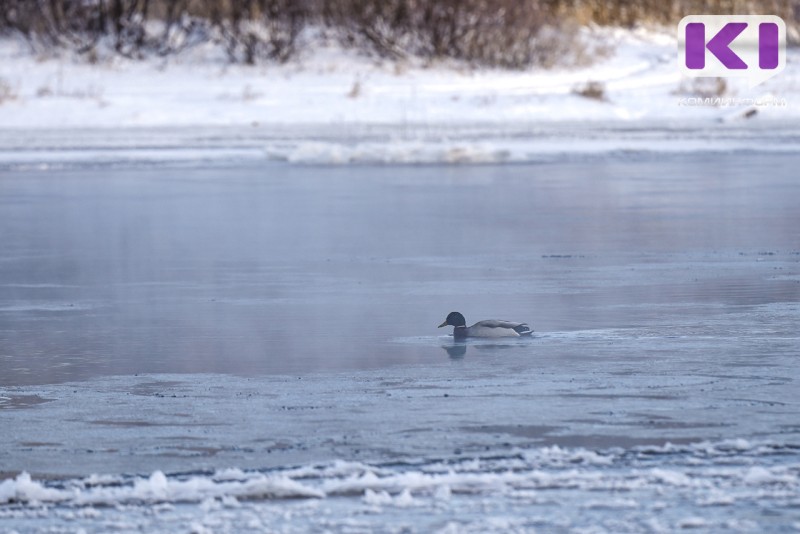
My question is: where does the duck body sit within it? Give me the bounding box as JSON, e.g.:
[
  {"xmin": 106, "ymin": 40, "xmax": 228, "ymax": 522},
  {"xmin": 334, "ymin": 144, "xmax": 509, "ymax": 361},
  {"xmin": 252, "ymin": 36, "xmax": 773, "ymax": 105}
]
[{"xmin": 438, "ymin": 312, "xmax": 532, "ymax": 338}]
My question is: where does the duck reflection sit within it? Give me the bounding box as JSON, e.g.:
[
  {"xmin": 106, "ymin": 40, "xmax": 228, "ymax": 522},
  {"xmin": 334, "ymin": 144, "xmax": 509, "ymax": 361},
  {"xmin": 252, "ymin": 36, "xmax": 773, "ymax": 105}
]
[
  {"xmin": 440, "ymin": 340, "xmax": 524, "ymax": 359},
  {"xmin": 441, "ymin": 342, "xmax": 468, "ymax": 359}
]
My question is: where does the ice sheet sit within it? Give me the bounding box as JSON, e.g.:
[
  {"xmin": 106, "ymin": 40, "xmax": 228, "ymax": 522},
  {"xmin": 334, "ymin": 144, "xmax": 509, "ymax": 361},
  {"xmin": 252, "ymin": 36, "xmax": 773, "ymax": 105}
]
[{"xmin": 1, "ymin": 365, "xmax": 799, "ymax": 533}]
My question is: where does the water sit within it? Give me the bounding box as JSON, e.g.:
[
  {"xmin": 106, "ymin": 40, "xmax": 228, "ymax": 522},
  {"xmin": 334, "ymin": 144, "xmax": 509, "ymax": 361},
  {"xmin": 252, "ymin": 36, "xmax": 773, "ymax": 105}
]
[
  {"xmin": 2, "ymin": 154, "xmax": 797, "ymax": 385},
  {"xmin": 1, "ymin": 153, "xmax": 799, "ymax": 532}
]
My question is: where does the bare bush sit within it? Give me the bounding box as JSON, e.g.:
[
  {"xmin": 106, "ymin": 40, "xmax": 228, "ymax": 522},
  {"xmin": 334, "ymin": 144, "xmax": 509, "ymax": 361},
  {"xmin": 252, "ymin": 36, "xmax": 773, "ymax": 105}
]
[
  {"xmin": 676, "ymin": 77, "xmax": 728, "ymax": 99},
  {"xmin": 1, "ymin": 0, "xmax": 798, "ymax": 66},
  {"xmin": 0, "ymin": 0, "xmax": 149, "ymax": 55},
  {"xmin": 0, "ymin": 0, "xmax": 313, "ymax": 61},
  {"xmin": 323, "ymin": 0, "xmax": 559, "ymax": 68},
  {"xmin": 347, "ymin": 78, "xmax": 362, "ymax": 98},
  {"xmin": 573, "ymin": 80, "xmax": 607, "ymax": 101},
  {"xmin": 203, "ymin": 0, "xmax": 311, "ymax": 64}
]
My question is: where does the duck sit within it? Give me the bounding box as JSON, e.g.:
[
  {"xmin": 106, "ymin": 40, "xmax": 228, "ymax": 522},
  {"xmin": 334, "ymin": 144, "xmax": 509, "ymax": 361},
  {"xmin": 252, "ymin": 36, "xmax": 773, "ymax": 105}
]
[{"xmin": 438, "ymin": 311, "xmax": 532, "ymax": 339}]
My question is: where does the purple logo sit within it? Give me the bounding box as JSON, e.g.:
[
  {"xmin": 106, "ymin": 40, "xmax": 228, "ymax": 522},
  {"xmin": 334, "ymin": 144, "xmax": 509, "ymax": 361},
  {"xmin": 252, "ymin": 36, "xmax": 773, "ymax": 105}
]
[{"xmin": 678, "ymin": 16, "xmax": 785, "ymax": 87}]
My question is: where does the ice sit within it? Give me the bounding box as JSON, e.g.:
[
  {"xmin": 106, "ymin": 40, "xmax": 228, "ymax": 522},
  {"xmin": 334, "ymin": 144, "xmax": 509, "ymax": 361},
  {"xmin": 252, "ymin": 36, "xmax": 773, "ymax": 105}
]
[
  {"xmin": 363, "ymin": 488, "xmax": 419, "ymax": 508},
  {"xmin": 0, "ymin": 469, "xmax": 324, "ymax": 507},
  {"xmin": 273, "ymin": 140, "xmax": 514, "ymax": 165},
  {"xmin": 4, "ymin": 122, "xmax": 800, "ymax": 170},
  {"xmin": 1, "ymin": 472, "xmax": 70, "ymax": 505},
  {"xmin": 1, "ymin": 435, "xmax": 797, "ymax": 533},
  {"xmin": 649, "ymin": 468, "xmax": 694, "ymax": 487},
  {"xmin": 263, "ymin": 134, "xmax": 800, "ymax": 165},
  {"xmin": 677, "ymin": 516, "xmax": 709, "ymax": 528},
  {"xmin": 742, "ymin": 466, "xmax": 795, "ymax": 486}
]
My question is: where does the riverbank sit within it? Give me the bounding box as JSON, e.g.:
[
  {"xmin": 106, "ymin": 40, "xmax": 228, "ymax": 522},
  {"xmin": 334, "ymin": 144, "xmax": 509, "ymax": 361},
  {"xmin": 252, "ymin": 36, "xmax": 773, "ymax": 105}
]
[{"xmin": 1, "ymin": 27, "xmax": 797, "ymax": 135}]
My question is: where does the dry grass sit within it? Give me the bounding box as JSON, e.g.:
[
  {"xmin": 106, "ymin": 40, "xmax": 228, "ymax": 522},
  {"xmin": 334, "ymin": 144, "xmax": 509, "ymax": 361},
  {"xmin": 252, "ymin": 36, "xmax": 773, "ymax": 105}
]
[
  {"xmin": 675, "ymin": 76, "xmax": 729, "ymax": 99},
  {"xmin": 347, "ymin": 79, "xmax": 362, "ymax": 98},
  {"xmin": 0, "ymin": 77, "xmax": 17, "ymax": 104},
  {"xmin": 573, "ymin": 80, "xmax": 607, "ymax": 101},
  {"xmin": 564, "ymin": 0, "xmax": 797, "ymax": 29}
]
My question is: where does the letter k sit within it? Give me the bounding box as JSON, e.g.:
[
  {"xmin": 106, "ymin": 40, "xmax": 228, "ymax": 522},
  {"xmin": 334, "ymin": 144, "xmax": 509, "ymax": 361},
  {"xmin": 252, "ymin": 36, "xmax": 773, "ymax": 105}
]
[{"xmin": 686, "ymin": 22, "xmax": 748, "ymax": 69}]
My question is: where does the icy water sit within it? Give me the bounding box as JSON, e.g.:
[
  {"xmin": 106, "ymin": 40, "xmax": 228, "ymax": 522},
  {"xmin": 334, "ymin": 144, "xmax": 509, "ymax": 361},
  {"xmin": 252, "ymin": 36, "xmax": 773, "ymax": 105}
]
[{"xmin": 1, "ymin": 153, "xmax": 799, "ymax": 532}]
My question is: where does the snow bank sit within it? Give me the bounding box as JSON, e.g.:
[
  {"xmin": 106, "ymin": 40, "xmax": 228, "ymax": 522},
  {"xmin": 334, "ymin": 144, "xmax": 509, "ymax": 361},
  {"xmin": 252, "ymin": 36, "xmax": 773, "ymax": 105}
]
[
  {"xmin": 2, "ymin": 25, "xmax": 799, "ymax": 167},
  {"xmin": 1, "ymin": 26, "xmax": 798, "ymax": 137}
]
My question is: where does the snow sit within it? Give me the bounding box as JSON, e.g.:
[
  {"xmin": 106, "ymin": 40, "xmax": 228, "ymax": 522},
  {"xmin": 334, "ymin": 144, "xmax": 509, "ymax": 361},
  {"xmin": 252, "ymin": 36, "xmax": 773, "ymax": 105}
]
[
  {"xmin": 4, "ymin": 442, "xmax": 792, "ymax": 505},
  {"xmin": 1, "ymin": 27, "xmax": 800, "ymax": 165}
]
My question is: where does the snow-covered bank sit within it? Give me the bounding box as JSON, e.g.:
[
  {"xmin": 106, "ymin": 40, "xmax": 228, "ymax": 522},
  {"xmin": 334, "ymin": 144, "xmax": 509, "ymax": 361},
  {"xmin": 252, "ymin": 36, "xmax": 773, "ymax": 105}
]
[{"xmin": 1, "ymin": 26, "xmax": 799, "ymax": 164}]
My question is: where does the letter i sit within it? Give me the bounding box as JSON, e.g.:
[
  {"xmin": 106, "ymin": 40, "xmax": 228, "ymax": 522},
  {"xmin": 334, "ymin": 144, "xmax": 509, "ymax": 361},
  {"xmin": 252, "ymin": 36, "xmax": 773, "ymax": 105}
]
[{"xmin": 759, "ymin": 23, "xmax": 779, "ymax": 69}]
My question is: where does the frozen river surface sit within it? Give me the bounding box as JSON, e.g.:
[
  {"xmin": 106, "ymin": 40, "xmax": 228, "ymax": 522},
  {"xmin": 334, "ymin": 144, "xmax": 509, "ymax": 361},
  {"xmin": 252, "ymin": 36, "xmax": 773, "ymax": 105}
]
[{"xmin": 1, "ymin": 153, "xmax": 799, "ymax": 532}]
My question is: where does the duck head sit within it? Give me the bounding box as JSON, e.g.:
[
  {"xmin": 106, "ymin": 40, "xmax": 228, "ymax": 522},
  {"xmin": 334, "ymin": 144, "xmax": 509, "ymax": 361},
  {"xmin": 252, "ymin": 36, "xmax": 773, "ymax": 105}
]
[{"xmin": 438, "ymin": 311, "xmax": 466, "ymax": 328}]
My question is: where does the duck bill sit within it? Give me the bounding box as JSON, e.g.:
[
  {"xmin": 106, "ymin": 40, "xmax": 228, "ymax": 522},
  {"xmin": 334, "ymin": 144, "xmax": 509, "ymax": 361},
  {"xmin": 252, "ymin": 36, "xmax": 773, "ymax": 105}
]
[{"xmin": 437, "ymin": 321, "xmax": 448, "ymax": 328}]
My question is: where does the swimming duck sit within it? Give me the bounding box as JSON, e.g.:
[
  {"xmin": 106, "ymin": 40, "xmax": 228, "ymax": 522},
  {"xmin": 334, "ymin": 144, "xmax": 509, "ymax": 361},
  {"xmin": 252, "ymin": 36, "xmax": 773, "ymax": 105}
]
[{"xmin": 438, "ymin": 311, "xmax": 532, "ymax": 339}]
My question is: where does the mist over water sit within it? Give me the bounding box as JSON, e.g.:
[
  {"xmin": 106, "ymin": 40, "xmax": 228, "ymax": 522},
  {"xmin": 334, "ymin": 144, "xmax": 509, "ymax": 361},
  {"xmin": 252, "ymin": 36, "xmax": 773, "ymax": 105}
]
[{"xmin": 1, "ymin": 154, "xmax": 797, "ymax": 386}]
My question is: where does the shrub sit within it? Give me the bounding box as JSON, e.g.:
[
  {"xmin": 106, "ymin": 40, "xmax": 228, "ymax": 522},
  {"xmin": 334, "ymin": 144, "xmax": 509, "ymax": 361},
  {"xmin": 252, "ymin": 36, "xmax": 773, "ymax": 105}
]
[
  {"xmin": 677, "ymin": 76, "xmax": 728, "ymax": 99},
  {"xmin": 1, "ymin": 1, "xmax": 797, "ymax": 66},
  {"xmin": 573, "ymin": 80, "xmax": 607, "ymax": 101},
  {"xmin": 323, "ymin": 0, "xmax": 559, "ymax": 68}
]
